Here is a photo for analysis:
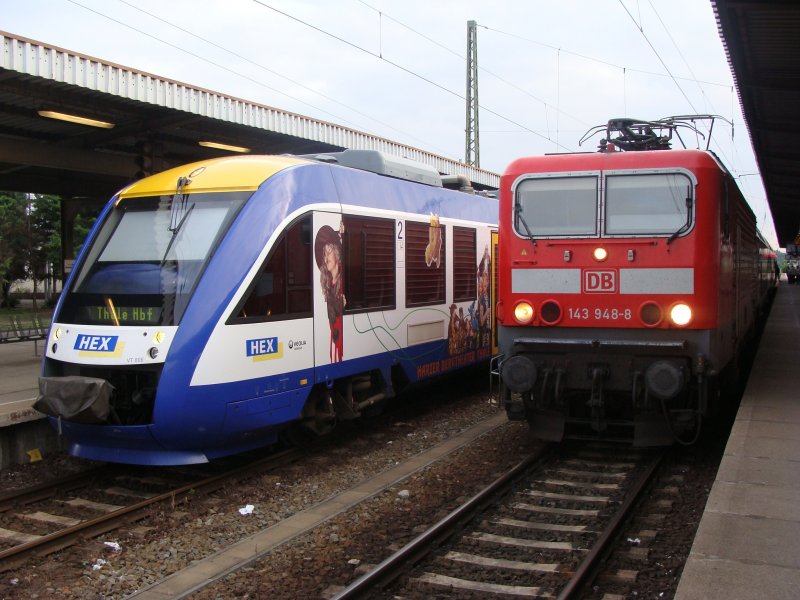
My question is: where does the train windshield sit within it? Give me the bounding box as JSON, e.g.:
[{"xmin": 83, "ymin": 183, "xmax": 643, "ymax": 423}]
[
  {"xmin": 515, "ymin": 172, "xmax": 693, "ymax": 239},
  {"xmin": 515, "ymin": 176, "xmax": 598, "ymax": 236},
  {"xmin": 605, "ymin": 173, "xmax": 692, "ymax": 235},
  {"xmin": 59, "ymin": 191, "xmax": 250, "ymax": 326}
]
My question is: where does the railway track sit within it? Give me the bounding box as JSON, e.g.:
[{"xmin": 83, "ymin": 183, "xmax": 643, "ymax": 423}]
[
  {"xmin": 333, "ymin": 443, "xmax": 665, "ymax": 599},
  {"xmin": 0, "ymin": 448, "xmax": 304, "ymax": 572}
]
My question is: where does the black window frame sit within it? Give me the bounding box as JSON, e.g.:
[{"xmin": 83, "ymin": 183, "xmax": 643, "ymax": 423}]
[
  {"xmin": 405, "ymin": 219, "xmax": 446, "ymax": 308},
  {"xmin": 453, "ymin": 226, "xmax": 477, "ymax": 302},
  {"xmin": 342, "ymin": 214, "xmax": 396, "ymax": 314},
  {"xmin": 228, "ymin": 213, "xmax": 313, "ymax": 324}
]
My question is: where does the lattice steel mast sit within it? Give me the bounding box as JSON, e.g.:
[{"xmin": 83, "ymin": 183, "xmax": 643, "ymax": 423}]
[{"xmin": 465, "ymin": 20, "xmax": 480, "ymax": 167}]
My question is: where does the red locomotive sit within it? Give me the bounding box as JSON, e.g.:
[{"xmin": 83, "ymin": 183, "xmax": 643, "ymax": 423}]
[{"xmin": 496, "ymin": 117, "xmax": 777, "ymax": 445}]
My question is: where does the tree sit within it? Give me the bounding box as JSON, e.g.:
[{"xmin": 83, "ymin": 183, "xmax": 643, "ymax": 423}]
[
  {"xmin": 0, "ymin": 192, "xmax": 96, "ymax": 308},
  {"xmin": 0, "ymin": 192, "xmax": 28, "ymax": 307}
]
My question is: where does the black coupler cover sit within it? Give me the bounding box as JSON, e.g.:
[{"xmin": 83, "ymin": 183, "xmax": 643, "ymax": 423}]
[{"xmin": 34, "ymin": 376, "xmax": 114, "ymax": 424}]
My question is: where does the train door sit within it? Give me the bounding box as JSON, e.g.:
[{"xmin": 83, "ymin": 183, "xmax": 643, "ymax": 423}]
[{"xmin": 313, "ymin": 212, "xmax": 345, "ymax": 368}]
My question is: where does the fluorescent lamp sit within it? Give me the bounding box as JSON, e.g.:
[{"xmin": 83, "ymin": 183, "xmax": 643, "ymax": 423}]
[
  {"xmin": 38, "ymin": 110, "xmax": 114, "ymax": 129},
  {"xmin": 198, "ymin": 140, "xmax": 250, "ymax": 153}
]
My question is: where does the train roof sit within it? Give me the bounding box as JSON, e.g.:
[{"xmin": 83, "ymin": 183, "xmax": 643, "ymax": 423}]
[
  {"xmin": 117, "ymin": 155, "xmax": 313, "ymax": 199},
  {"xmin": 502, "ymin": 148, "xmax": 722, "ymax": 179},
  {"xmin": 116, "ymin": 150, "xmax": 449, "ymax": 200}
]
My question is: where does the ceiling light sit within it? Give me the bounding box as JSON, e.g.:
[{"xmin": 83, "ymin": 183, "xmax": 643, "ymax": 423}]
[
  {"xmin": 38, "ymin": 110, "xmax": 114, "ymax": 129},
  {"xmin": 198, "ymin": 140, "xmax": 250, "ymax": 153}
]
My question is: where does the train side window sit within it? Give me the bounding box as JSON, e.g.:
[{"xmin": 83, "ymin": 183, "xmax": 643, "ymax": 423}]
[
  {"xmin": 453, "ymin": 226, "xmax": 477, "ymax": 302},
  {"xmin": 231, "ymin": 215, "xmax": 312, "ymax": 322},
  {"xmin": 406, "ymin": 220, "xmax": 446, "ymax": 307},
  {"xmin": 343, "ymin": 215, "xmax": 396, "ymax": 312}
]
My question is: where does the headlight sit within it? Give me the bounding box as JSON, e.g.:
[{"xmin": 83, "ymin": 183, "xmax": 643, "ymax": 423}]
[
  {"xmin": 669, "ymin": 303, "xmax": 692, "ymax": 326},
  {"xmin": 514, "ymin": 301, "xmax": 535, "ymax": 324},
  {"xmin": 593, "ymin": 247, "xmax": 608, "ymax": 261}
]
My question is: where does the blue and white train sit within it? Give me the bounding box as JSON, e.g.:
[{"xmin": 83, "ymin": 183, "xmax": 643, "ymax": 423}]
[{"xmin": 36, "ymin": 150, "xmax": 498, "ymax": 465}]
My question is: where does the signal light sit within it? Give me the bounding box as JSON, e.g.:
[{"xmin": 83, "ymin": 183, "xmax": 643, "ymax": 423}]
[
  {"xmin": 593, "ymin": 247, "xmax": 608, "ymax": 261},
  {"xmin": 669, "ymin": 303, "xmax": 692, "ymax": 327},
  {"xmin": 640, "ymin": 302, "xmax": 663, "ymax": 327},
  {"xmin": 513, "ymin": 301, "xmax": 535, "ymax": 324},
  {"xmin": 539, "ymin": 300, "xmax": 562, "ymax": 325}
]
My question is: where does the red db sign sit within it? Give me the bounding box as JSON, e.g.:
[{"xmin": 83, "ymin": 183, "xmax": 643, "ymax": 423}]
[{"xmin": 583, "ymin": 270, "xmax": 617, "ymax": 293}]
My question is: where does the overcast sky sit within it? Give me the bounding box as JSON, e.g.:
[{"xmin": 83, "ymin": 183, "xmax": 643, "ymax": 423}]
[{"xmin": 3, "ymin": 0, "xmax": 778, "ymax": 246}]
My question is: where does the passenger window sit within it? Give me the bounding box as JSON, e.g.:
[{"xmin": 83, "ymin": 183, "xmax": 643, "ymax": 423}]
[
  {"xmin": 406, "ymin": 219, "xmax": 446, "ymax": 307},
  {"xmin": 342, "ymin": 215, "xmax": 395, "ymax": 312},
  {"xmin": 232, "ymin": 215, "xmax": 312, "ymax": 322},
  {"xmin": 453, "ymin": 226, "xmax": 476, "ymax": 302}
]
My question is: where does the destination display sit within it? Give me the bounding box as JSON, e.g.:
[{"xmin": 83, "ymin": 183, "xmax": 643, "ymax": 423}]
[{"xmin": 83, "ymin": 306, "xmax": 163, "ymax": 325}]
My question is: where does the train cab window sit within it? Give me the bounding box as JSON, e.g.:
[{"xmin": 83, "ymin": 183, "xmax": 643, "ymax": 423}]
[
  {"xmin": 342, "ymin": 215, "xmax": 395, "ymax": 312},
  {"xmin": 232, "ymin": 215, "xmax": 312, "ymax": 322},
  {"xmin": 515, "ymin": 176, "xmax": 597, "ymax": 236},
  {"xmin": 406, "ymin": 220, "xmax": 446, "ymax": 307},
  {"xmin": 605, "ymin": 173, "xmax": 692, "ymax": 235},
  {"xmin": 453, "ymin": 226, "xmax": 477, "ymax": 302}
]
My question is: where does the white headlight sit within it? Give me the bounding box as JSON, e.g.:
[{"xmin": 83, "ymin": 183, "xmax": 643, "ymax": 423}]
[
  {"xmin": 670, "ymin": 303, "xmax": 692, "ymax": 326},
  {"xmin": 514, "ymin": 302, "xmax": 535, "ymax": 324}
]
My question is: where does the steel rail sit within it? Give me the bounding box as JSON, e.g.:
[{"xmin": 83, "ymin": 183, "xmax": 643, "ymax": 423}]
[
  {"xmin": 0, "ymin": 448, "xmax": 303, "ymax": 571},
  {"xmin": 557, "ymin": 449, "xmax": 666, "ymax": 600},
  {"xmin": 330, "ymin": 445, "xmax": 552, "ymax": 599},
  {"xmin": 0, "ymin": 464, "xmax": 112, "ymax": 512}
]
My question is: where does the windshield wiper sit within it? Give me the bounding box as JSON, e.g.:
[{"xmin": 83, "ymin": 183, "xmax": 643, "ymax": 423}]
[
  {"xmin": 514, "ymin": 199, "xmax": 537, "ymax": 249},
  {"xmin": 666, "ymin": 190, "xmax": 693, "ymax": 245},
  {"xmin": 161, "ymin": 203, "xmax": 195, "ymax": 265}
]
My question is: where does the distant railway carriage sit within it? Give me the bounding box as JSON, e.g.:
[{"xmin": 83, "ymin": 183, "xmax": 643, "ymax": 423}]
[
  {"xmin": 495, "ymin": 117, "xmax": 777, "ymax": 445},
  {"xmin": 36, "ymin": 150, "xmax": 497, "ymax": 465}
]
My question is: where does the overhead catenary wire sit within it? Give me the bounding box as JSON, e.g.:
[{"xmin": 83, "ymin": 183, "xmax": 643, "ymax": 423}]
[
  {"xmin": 253, "ymin": 0, "xmax": 575, "ymax": 152},
  {"xmin": 111, "ymin": 0, "xmax": 456, "ymax": 156}
]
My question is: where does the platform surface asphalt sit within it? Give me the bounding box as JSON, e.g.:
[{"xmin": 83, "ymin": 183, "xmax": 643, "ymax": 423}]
[
  {"xmin": 675, "ymin": 281, "xmax": 800, "ymax": 600},
  {"xmin": 0, "ymin": 340, "xmax": 45, "ymax": 427}
]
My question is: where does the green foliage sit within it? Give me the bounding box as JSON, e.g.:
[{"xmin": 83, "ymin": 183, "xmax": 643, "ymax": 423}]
[{"xmin": 0, "ymin": 192, "xmax": 95, "ymax": 307}]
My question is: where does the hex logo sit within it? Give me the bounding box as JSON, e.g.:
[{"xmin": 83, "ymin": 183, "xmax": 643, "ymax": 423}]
[
  {"xmin": 246, "ymin": 337, "xmax": 284, "ymax": 362},
  {"xmin": 583, "ymin": 270, "xmax": 617, "ymax": 293},
  {"xmin": 74, "ymin": 334, "xmax": 124, "ymax": 357}
]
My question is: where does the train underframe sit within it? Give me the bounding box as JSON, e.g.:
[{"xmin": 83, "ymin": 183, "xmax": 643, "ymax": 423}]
[
  {"xmin": 499, "ymin": 337, "xmax": 713, "ymax": 446},
  {"xmin": 41, "ymin": 357, "xmax": 398, "ymax": 435},
  {"xmin": 286, "ymin": 367, "xmax": 398, "ymax": 445}
]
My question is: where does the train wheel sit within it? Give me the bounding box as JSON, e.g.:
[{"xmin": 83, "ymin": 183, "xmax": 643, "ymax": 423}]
[{"xmin": 286, "ymin": 387, "xmax": 337, "ymax": 447}]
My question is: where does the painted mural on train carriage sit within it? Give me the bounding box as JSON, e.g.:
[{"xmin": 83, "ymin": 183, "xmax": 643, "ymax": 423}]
[{"xmin": 312, "ymin": 211, "xmax": 493, "ymax": 378}]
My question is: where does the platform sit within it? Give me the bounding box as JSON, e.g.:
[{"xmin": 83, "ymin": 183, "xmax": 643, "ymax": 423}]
[
  {"xmin": 674, "ymin": 281, "xmax": 800, "ymax": 599},
  {"xmin": 0, "ymin": 339, "xmax": 61, "ymax": 468}
]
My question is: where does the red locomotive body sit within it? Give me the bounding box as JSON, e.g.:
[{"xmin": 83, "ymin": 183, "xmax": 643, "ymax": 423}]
[{"xmin": 496, "ymin": 119, "xmax": 776, "ymax": 444}]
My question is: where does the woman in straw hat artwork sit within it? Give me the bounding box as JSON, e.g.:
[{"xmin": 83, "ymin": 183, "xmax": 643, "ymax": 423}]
[{"xmin": 315, "ymin": 224, "xmax": 346, "ymax": 362}]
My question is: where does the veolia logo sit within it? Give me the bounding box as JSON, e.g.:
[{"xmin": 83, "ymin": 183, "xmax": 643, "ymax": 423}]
[{"xmin": 583, "ymin": 270, "xmax": 617, "ymax": 293}]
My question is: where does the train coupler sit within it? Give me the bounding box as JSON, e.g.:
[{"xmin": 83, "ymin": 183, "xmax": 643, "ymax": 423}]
[
  {"xmin": 588, "ymin": 366, "xmax": 609, "ymax": 433},
  {"xmin": 502, "ymin": 386, "xmax": 525, "ymax": 420}
]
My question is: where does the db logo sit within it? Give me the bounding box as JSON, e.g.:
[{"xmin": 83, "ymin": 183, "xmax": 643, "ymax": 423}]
[{"xmin": 583, "ymin": 269, "xmax": 617, "ymax": 293}]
